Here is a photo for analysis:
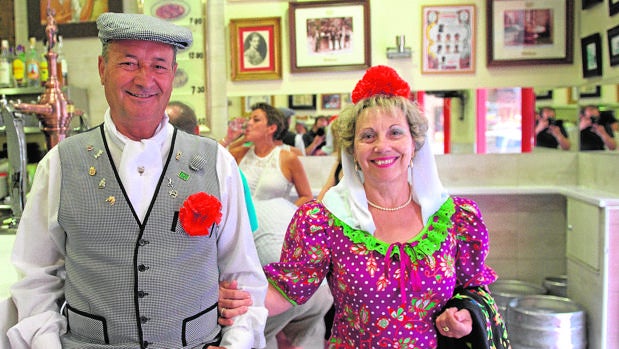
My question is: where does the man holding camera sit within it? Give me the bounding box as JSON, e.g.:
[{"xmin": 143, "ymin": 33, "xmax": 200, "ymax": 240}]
[
  {"xmin": 535, "ymin": 106, "xmax": 571, "ymax": 150},
  {"xmin": 579, "ymin": 105, "xmax": 617, "ymax": 151}
]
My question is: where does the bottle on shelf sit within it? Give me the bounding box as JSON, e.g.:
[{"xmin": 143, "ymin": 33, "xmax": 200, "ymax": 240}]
[
  {"xmin": 56, "ymin": 35, "xmax": 68, "ymax": 87},
  {"xmin": 0, "ymin": 39, "xmax": 12, "ymax": 88},
  {"xmin": 39, "ymin": 51, "xmax": 49, "ymax": 87},
  {"xmin": 12, "ymin": 44, "xmax": 26, "ymax": 88},
  {"xmin": 25, "ymin": 37, "xmax": 40, "ymax": 87}
]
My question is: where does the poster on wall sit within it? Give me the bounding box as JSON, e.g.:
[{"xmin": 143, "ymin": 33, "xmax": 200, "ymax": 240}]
[
  {"xmin": 421, "ymin": 5, "xmax": 476, "ymax": 74},
  {"xmin": 141, "ymin": 0, "xmax": 210, "ymax": 130}
]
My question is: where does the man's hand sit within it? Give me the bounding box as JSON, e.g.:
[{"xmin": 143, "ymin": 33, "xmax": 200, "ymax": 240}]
[{"xmin": 218, "ymin": 280, "xmax": 252, "ymax": 326}]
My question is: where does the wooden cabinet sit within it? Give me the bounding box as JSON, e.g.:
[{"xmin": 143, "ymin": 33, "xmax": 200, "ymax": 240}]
[{"xmin": 566, "ymin": 198, "xmax": 601, "ymax": 271}]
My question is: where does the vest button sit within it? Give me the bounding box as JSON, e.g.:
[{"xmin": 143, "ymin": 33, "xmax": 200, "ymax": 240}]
[
  {"xmin": 140, "ymin": 316, "xmax": 149, "ymax": 324},
  {"xmin": 138, "ymin": 264, "xmax": 149, "ymax": 272},
  {"xmin": 143, "ymin": 341, "xmax": 149, "ymax": 347},
  {"xmin": 137, "ymin": 290, "xmax": 148, "ymax": 298},
  {"xmin": 138, "ymin": 239, "xmax": 150, "ymax": 246}
]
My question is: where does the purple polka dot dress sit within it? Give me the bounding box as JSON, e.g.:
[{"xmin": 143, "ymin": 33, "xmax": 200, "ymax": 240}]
[{"xmin": 263, "ymin": 196, "xmax": 498, "ymax": 349}]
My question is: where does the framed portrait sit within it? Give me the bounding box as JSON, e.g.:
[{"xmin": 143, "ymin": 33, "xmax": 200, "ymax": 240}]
[
  {"xmin": 229, "ymin": 17, "xmax": 282, "ymax": 81},
  {"xmin": 28, "ymin": 0, "xmax": 122, "ymax": 39},
  {"xmin": 289, "ymin": 0, "xmax": 371, "ymax": 73},
  {"xmin": 487, "ymin": 0, "xmax": 574, "ymax": 66},
  {"xmin": 321, "ymin": 93, "xmax": 341, "ymax": 110},
  {"xmin": 579, "ymin": 85, "xmax": 602, "ymax": 98},
  {"xmin": 582, "ymin": 0, "xmax": 603, "ymax": 9},
  {"xmin": 611, "ymin": 0, "xmax": 619, "ymax": 16},
  {"xmin": 421, "ymin": 5, "xmax": 476, "ymax": 74},
  {"xmin": 288, "ymin": 94, "xmax": 317, "ymax": 110},
  {"xmin": 534, "ymin": 88, "xmax": 553, "ymax": 100},
  {"xmin": 608, "ymin": 24, "xmax": 619, "ymax": 66},
  {"xmin": 581, "ymin": 33, "xmax": 602, "ymax": 78},
  {"xmin": 240, "ymin": 95, "xmax": 275, "ymax": 115}
]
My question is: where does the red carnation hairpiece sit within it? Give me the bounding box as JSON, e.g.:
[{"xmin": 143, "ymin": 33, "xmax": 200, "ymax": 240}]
[{"xmin": 351, "ymin": 65, "xmax": 410, "ymax": 104}]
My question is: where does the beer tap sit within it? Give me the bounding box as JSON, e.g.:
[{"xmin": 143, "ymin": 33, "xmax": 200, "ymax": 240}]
[{"xmin": 13, "ymin": 6, "xmax": 81, "ymax": 151}]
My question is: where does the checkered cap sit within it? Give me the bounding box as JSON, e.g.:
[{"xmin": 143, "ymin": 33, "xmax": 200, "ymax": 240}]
[{"xmin": 97, "ymin": 12, "xmax": 192, "ymax": 50}]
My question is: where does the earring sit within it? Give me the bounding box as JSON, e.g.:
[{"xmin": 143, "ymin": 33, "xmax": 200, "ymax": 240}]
[
  {"xmin": 409, "ymin": 157, "xmax": 414, "ymax": 168},
  {"xmin": 355, "ymin": 161, "xmax": 360, "ymax": 172}
]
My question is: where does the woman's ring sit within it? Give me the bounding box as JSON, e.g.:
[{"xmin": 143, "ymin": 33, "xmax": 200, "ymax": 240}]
[
  {"xmin": 442, "ymin": 326, "xmax": 450, "ymax": 332},
  {"xmin": 221, "ymin": 308, "xmax": 226, "ymax": 317}
]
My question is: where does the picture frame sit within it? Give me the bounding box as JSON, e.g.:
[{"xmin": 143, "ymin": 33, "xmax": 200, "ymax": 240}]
[
  {"xmin": 289, "ymin": 0, "xmax": 371, "ymax": 73},
  {"xmin": 487, "ymin": 0, "xmax": 574, "ymax": 66},
  {"xmin": 229, "ymin": 17, "xmax": 282, "ymax": 81},
  {"xmin": 582, "ymin": 0, "xmax": 603, "ymax": 9},
  {"xmin": 421, "ymin": 4, "xmax": 476, "ymax": 74},
  {"xmin": 241, "ymin": 95, "xmax": 275, "ymax": 115},
  {"xmin": 321, "ymin": 93, "xmax": 342, "ymax": 110},
  {"xmin": 579, "ymin": 85, "xmax": 602, "ymax": 98},
  {"xmin": 607, "ymin": 24, "xmax": 619, "ymax": 66},
  {"xmin": 27, "ymin": 0, "xmax": 122, "ymax": 39},
  {"xmin": 581, "ymin": 33, "xmax": 603, "ymax": 78},
  {"xmin": 534, "ymin": 88, "xmax": 553, "ymax": 100},
  {"xmin": 611, "ymin": 0, "xmax": 619, "ymax": 16},
  {"xmin": 288, "ymin": 94, "xmax": 317, "ymax": 110}
]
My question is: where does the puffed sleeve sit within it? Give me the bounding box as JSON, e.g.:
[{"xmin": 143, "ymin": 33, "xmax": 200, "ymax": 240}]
[
  {"xmin": 263, "ymin": 201, "xmax": 331, "ymax": 305},
  {"xmin": 452, "ymin": 197, "xmax": 498, "ymax": 288}
]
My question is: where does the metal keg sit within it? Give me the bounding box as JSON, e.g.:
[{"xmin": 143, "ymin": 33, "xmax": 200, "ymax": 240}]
[
  {"xmin": 488, "ymin": 279, "xmax": 547, "ymax": 321},
  {"xmin": 543, "ymin": 275, "xmax": 567, "ymax": 298},
  {"xmin": 507, "ymin": 295, "xmax": 586, "ymax": 349}
]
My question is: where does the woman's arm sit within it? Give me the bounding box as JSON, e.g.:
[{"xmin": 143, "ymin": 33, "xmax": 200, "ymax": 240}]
[{"xmin": 280, "ymin": 149, "xmax": 313, "ymax": 206}]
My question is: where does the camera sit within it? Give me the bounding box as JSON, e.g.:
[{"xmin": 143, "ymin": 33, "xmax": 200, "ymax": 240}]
[
  {"xmin": 548, "ymin": 118, "xmax": 562, "ymax": 127},
  {"xmin": 590, "ymin": 116, "xmax": 599, "ymax": 124},
  {"xmin": 316, "ymin": 127, "xmax": 326, "ymax": 136}
]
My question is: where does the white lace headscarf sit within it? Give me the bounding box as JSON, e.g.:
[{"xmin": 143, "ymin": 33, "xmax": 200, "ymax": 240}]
[{"xmin": 322, "ymin": 66, "xmax": 449, "ymax": 234}]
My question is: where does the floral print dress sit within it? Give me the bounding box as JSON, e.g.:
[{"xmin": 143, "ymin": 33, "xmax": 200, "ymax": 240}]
[{"xmin": 264, "ymin": 196, "xmax": 506, "ymax": 349}]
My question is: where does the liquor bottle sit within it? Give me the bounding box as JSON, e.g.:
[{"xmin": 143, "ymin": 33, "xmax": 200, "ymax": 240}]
[
  {"xmin": 0, "ymin": 40, "xmax": 12, "ymax": 88},
  {"xmin": 12, "ymin": 45, "xmax": 26, "ymax": 87},
  {"xmin": 39, "ymin": 52, "xmax": 49, "ymax": 87},
  {"xmin": 56, "ymin": 35, "xmax": 68, "ymax": 87},
  {"xmin": 25, "ymin": 37, "xmax": 40, "ymax": 87}
]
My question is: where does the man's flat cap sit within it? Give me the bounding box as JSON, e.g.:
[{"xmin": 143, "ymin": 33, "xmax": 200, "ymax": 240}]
[{"xmin": 97, "ymin": 12, "xmax": 192, "ymax": 50}]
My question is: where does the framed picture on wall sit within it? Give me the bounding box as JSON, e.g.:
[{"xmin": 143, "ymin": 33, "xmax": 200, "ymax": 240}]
[
  {"xmin": 611, "ymin": 0, "xmax": 619, "ymax": 16},
  {"xmin": 288, "ymin": 94, "xmax": 317, "ymax": 110},
  {"xmin": 321, "ymin": 93, "xmax": 341, "ymax": 109},
  {"xmin": 607, "ymin": 24, "xmax": 619, "ymax": 66},
  {"xmin": 229, "ymin": 17, "xmax": 282, "ymax": 81},
  {"xmin": 582, "ymin": 0, "xmax": 603, "ymax": 9},
  {"xmin": 534, "ymin": 88, "xmax": 553, "ymax": 100},
  {"xmin": 241, "ymin": 95, "xmax": 275, "ymax": 115},
  {"xmin": 487, "ymin": 0, "xmax": 574, "ymax": 66},
  {"xmin": 579, "ymin": 85, "xmax": 602, "ymax": 98},
  {"xmin": 581, "ymin": 33, "xmax": 603, "ymax": 78},
  {"xmin": 289, "ymin": 0, "xmax": 371, "ymax": 73},
  {"xmin": 28, "ymin": 0, "xmax": 122, "ymax": 38},
  {"xmin": 421, "ymin": 4, "xmax": 476, "ymax": 74}
]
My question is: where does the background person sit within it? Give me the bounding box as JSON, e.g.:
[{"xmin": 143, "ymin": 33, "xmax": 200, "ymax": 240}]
[
  {"xmin": 228, "ymin": 103, "xmax": 333, "ymax": 349},
  {"xmin": 535, "ymin": 106, "xmax": 570, "ymax": 150},
  {"xmin": 8, "ymin": 13, "xmax": 267, "ymax": 349},
  {"xmin": 579, "ymin": 105, "xmax": 616, "ymax": 151}
]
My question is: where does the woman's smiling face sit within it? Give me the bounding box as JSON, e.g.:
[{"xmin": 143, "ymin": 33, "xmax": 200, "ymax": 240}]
[{"xmin": 354, "ymin": 107, "xmax": 414, "ymax": 185}]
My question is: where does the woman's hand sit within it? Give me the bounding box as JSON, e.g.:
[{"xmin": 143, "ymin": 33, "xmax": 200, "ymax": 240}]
[
  {"xmin": 218, "ymin": 280, "xmax": 252, "ymax": 326},
  {"xmin": 435, "ymin": 307, "xmax": 473, "ymax": 338}
]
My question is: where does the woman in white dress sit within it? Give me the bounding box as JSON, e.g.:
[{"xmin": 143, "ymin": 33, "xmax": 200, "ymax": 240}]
[{"xmin": 229, "ymin": 103, "xmax": 333, "ymax": 349}]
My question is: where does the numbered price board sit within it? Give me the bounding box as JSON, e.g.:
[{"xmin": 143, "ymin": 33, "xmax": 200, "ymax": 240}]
[{"xmin": 142, "ymin": 0, "xmax": 210, "ymax": 129}]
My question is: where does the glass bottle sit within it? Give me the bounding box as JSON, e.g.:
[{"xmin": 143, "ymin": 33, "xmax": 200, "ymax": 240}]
[
  {"xmin": 40, "ymin": 52, "xmax": 49, "ymax": 87},
  {"xmin": 56, "ymin": 35, "xmax": 68, "ymax": 87},
  {"xmin": 0, "ymin": 40, "xmax": 12, "ymax": 88},
  {"xmin": 12, "ymin": 45, "xmax": 26, "ymax": 88},
  {"xmin": 25, "ymin": 37, "xmax": 40, "ymax": 87}
]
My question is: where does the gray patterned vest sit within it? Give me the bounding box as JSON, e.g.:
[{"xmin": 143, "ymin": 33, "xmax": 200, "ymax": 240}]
[{"xmin": 57, "ymin": 126, "xmax": 221, "ymax": 349}]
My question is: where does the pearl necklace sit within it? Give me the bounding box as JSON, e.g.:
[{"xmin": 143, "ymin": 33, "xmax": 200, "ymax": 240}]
[{"xmin": 366, "ymin": 186, "xmax": 413, "ymax": 212}]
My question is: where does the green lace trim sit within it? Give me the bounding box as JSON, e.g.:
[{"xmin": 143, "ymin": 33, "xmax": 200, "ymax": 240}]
[{"xmin": 331, "ymin": 197, "xmax": 455, "ymax": 262}]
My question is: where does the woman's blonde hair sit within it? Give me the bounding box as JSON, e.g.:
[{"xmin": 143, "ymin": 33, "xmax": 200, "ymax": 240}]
[{"xmin": 335, "ymin": 95, "xmax": 428, "ymax": 156}]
